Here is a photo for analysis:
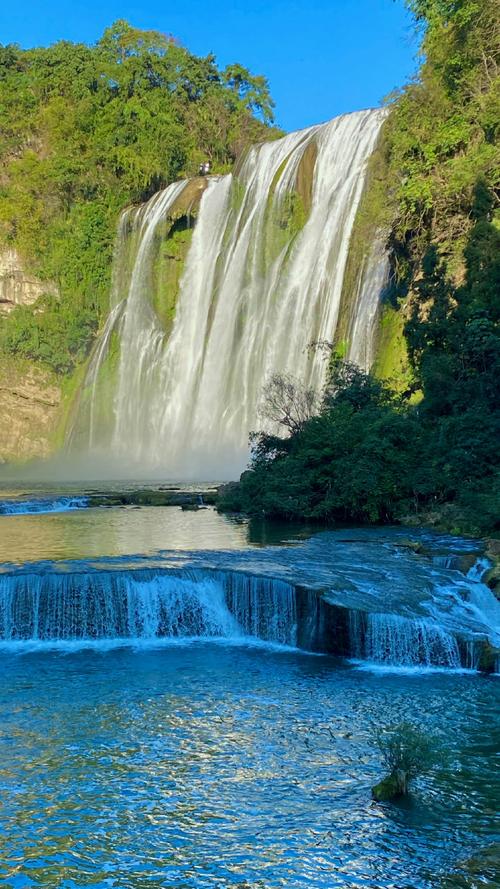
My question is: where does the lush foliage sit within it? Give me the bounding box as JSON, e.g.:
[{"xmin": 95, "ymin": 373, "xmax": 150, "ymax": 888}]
[
  {"xmin": 220, "ymin": 0, "xmax": 499, "ymax": 536},
  {"xmin": 0, "ymin": 21, "xmax": 277, "ymax": 373},
  {"xmin": 383, "ymin": 0, "xmax": 499, "ymax": 286},
  {"xmin": 220, "ymin": 191, "xmax": 500, "ymax": 534},
  {"xmin": 222, "ymin": 370, "xmax": 499, "ymax": 534}
]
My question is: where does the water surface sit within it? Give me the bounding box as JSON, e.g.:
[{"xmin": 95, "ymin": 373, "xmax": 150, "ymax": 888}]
[{"xmin": 0, "ymin": 645, "xmax": 498, "ymax": 888}]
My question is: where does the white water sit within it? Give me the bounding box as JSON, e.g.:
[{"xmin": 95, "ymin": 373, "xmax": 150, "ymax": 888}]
[
  {"xmin": 0, "ymin": 569, "xmax": 297, "ymax": 647},
  {"xmin": 0, "ymin": 496, "xmax": 88, "ymax": 515},
  {"xmin": 349, "ymin": 612, "xmax": 461, "ymax": 669},
  {"xmin": 0, "ymin": 556, "xmax": 497, "ymax": 669},
  {"xmin": 348, "ymin": 233, "xmax": 389, "ymax": 369},
  {"xmin": 72, "ymin": 110, "xmax": 386, "ymax": 475}
]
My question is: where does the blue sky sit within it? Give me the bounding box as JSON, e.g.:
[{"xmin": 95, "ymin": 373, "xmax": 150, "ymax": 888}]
[{"xmin": 1, "ymin": 0, "xmax": 418, "ymax": 132}]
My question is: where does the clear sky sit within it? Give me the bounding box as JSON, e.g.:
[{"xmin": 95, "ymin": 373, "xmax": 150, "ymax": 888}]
[{"xmin": 1, "ymin": 0, "xmax": 418, "ymax": 132}]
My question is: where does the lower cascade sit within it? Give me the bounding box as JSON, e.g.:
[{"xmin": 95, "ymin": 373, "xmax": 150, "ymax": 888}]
[
  {"xmin": 0, "ymin": 570, "xmax": 297, "ymax": 647},
  {"xmin": 0, "ymin": 565, "xmax": 495, "ymax": 670},
  {"xmin": 349, "ymin": 612, "xmax": 461, "ymax": 669},
  {"xmin": 69, "ymin": 110, "xmax": 388, "ymax": 474}
]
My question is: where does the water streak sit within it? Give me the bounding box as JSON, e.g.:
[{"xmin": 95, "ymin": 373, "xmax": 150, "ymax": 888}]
[
  {"xmin": 72, "ymin": 110, "xmax": 386, "ymax": 474},
  {"xmin": 0, "ymin": 569, "xmax": 297, "ymax": 647},
  {"xmin": 350, "ymin": 612, "xmax": 462, "ymax": 668},
  {"xmin": 0, "ymin": 496, "xmax": 88, "ymax": 515}
]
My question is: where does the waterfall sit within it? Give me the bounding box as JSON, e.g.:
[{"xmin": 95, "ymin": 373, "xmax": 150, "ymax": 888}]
[
  {"xmin": 0, "ymin": 496, "xmax": 88, "ymax": 515},
  {"xmin": 70, "ymin": 109, "xmax": 386, "ymax": 474},
  {"xmin": 466, "ymin": 557, "xmax": 491, "ymax": 583},
  {"xmin": 348, "ymin": 611, "xmax": 462, "ymax": 669},
  {"xmin": 0, "ymin": 569, "xmax": 297, "ymax": 647},
  {"xmin": 0, "ymin": 564, "xmax": 496, "ymax": 668},
  {"xmin": 432, "ymin": 555, "xmax": 461, "ymax": 571},
  {"xmin": 347, "ymin": 233, "xmax": 389, "ymax": 370}
]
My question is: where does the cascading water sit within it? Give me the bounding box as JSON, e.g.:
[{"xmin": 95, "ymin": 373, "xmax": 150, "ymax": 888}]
[
  {"xmin": 348, "ymin": 611, "xmax": 461, "ymax": 669},
  {"xmin": 347, "ymin": 234, "xmax": 389, "ymax": 370},
  {"xmin": 0, "ymin": 569, "xmax": 297, "ymax": 647},
  {"xmin": 1, "ymin": 551, "xmax": 497, "ymax": 669},
  {"xmin": 70, "ymin": 109, "xmax": 386, "ymax": 474},
  {"xmin": 0, "ymin": 496, "xmax": 88, "ymax": 515}
]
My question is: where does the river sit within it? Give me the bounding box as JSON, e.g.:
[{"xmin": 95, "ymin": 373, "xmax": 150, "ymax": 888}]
[{"xmin": 0, "ymin": 482, "xmax": 498, "ymax": 887}]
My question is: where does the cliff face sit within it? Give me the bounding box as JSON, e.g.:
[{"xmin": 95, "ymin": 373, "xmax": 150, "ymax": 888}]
[
  {"xmin": 0, "ymin": 250, "xmax": 62, "ymax": 461},
  {"xmin": 0, "ymin": 357, "xmax": 61, "ymax": 462},
  {"xmin": 0, "ymin": 249, "xmax": 56, "ymax": 313}
]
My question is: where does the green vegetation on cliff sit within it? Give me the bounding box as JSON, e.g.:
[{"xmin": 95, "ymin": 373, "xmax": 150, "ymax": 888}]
[
  {"xmin": 0, "ymin": 21, "xmax": 278, "ymax": 375},
  {"xmin": 220, "ymin": 0, "xmax": 500, "ymax": 537}
]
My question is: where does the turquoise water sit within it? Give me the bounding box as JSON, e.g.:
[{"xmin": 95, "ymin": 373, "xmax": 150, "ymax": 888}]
[
  {"xmin": 0, "ymin": 645, "xmax": 498, "ymax": 888},
  {"xmin": 0, "ymin": 485, "xmax": 498, "ymax": 887}
]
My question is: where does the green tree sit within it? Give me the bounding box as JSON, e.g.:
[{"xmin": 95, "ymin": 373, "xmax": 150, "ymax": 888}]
[{"xmin": 0, "ymin": 21, "xmax": 278, "ymax": 376}]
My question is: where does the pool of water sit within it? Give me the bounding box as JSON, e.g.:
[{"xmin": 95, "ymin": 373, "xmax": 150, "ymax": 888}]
[
  {"xmin": 0, "ymin": 644, "xmax": 498, "ymax": 889},
  {"xmin": 0, "ymin": 481, "xmax": 320, "ymax": 563}
]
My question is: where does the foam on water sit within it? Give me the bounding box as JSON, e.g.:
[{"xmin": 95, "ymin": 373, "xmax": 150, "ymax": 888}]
[{"xmin": 0, "ymin": 568, "xmax": 297, "ymax": 648}]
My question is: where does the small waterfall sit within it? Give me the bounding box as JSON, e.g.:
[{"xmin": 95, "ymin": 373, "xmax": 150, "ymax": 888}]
[
  {"xmin": 0, "ymin": 565, "xmax": 495, "ymax": 667},
  {"xmin": 0, "ymin": 496, "xmax": 88, "ymax": 516},
  {"xmin": 222, "ymin": 572, "xmax": 297, "ymax": 646},
  {"xmin": 349, "ymin": 612, "xmax": 461, "ymax": 669},
  {"xmin": 432, "ymin": 555, "xmax": 461, "ymax": 571},
  {"xmin": 467, "ymin": 557, "xmax": 491, "ymax": 583},
  {"xmin": 71, "ymin": 110, "xmax": 387, "ymax": 473},
  {"xmin": 0, "ymin": 569, "xmax": 297, "ymax": 646}
]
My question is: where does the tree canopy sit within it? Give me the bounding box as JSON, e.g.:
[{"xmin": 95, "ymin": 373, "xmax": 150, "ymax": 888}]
[{"xmin": 0, "ymin": 21, "xmax": 278, "ymax": 372}]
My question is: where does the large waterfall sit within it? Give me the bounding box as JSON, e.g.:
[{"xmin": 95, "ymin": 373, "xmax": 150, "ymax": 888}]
[{"xmin": 70, "ymin": 109, "xmax": 387, "ymax": 475}]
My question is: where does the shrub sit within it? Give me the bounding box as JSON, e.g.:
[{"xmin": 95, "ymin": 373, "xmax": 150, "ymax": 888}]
[{"xmin": 372, "ymin": 721, "xmax": 438, "ymax": 800}]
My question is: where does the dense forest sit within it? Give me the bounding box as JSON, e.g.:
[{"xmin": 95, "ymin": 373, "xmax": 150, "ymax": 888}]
[
  {"xmin": 0, "ymin": 21, "xmax": 276, "ymax": 373},
  {"xmin": 220, "ymin": 0, "xmax": 500, "ymax": 536}
]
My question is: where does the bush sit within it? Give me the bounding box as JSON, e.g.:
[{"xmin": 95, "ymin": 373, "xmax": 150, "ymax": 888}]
[{"xmin": 372, "ymin": 721, "xmax": 438, "ymax": 800}]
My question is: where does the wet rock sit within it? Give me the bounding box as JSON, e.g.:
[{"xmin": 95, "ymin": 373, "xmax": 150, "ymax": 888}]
[
  {"xmin": 394, "ymin": 539, "xmax": 424, "ymax": 554},
  {"xmin": 372, "ymin": 769, "xmax": 408, "ymax": 801},
  {"xmin": 477, "ymin": 640, "xmax": 499, "ymax": 674},
  {"xmin": 483, "ymin": 540, "xmax": 500, "ymax": 598},
  {"xmin": 86, "ymin": 489, "xmax": 217, "ymax": 508},
  {"xmin": 484, "ymin": 565, "xmax": 500, "ymax": 597}
]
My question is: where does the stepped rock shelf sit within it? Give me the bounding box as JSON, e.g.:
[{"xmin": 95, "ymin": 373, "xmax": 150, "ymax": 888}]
[
  {"xmin": 0, "ymin": 561, "xmax": 496, "ymax": 672},
  {"xmin": 0, "ymin": 499, "xmax": 497, "ymax": 672}
]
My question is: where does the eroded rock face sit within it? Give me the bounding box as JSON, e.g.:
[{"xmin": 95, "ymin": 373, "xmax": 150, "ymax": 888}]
[
  {"xmin": 0, "ymin": 249, "xmax": 56, "ymax": 313},
  {"xmin": 0, "ymin": 359, "xmax": 61, "ymax": 462}
]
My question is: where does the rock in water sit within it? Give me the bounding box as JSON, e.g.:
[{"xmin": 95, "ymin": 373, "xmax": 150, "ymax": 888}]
[{"xmin": 372, "ymin": 769, "xmax": 408, "ymax": 802}]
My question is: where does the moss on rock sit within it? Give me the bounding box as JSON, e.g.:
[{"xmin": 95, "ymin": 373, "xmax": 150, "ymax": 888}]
[
  {"xmin": 372, "ymin": 770, "xmax": 407, "ymax": 802},
  {"xmin": 152, "ymin": 222, "xmax": 194, "ymax": 334},
  {"xmin": 372, "ymin": 303, "xmax": 413, "ymax": 392}
]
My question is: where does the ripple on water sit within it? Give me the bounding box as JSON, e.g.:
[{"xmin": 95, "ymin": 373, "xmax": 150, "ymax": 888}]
[{"xmin": 0, "ymin": 644, "xmax": 498, "ymax": 888}]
